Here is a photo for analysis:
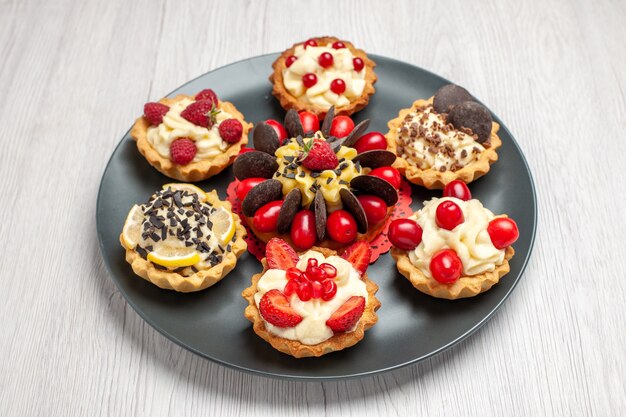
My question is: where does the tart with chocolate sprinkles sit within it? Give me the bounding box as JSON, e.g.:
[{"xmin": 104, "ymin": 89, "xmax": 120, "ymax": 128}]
[{"xmin": 120, "ymin": 183, "xmax": 247, "ymax": 292}]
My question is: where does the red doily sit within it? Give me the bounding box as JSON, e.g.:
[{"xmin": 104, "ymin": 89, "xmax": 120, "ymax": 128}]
[{"xmin": 226, "ymin": 179, "xmax": 413, "ymax": 262}]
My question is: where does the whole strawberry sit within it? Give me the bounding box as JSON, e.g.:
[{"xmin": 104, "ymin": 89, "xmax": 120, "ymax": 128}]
[
  {"xmin": 218, "ymin": 118, "xmax": 243, "ymax": 143},
  {"xmin": 143, "ymin": 102, "xmax": 169, "ymax": 126},
  {"xmin": 195, "ymin": 89, "xmax": 219, "ymax": 106},
  {"xmin": 169, "ymin": 138, "xmax": 197, "ymax": 165},
  {"xmin": 300, "ymin": 138, "xmax": 339, "ymax": 171},
  {"xmin": 180, "ymin": 100, "xmax": 220, "ymax": 128}
]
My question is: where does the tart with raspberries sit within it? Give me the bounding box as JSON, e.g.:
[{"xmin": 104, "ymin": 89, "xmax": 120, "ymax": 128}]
[
  {"xmin": 387, "ymin": 84, "xmax": 501, "ymax": 189},
  {"xmin": 232, "ymin": 107, "xmax": 401, "ymax": 251},
  {"xmin": 131, "ymin": 89, "xmax": 252, "ymax": 182},
  {"xmin": 242, "ymin": 238, "xmax": 380, "ymax": 357},
  {"xmin": 270, "ymin": 36, "xmax": 377, "ymax": 117},
  {"xmin": 388, "ymin": 181, "xmax": 519, "ymax": 299}
]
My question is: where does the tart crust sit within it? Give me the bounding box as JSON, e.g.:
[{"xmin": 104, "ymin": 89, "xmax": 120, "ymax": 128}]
[
  {"xmin": 131, "ymin": 94, "xmax": 252, "ymax": 182},
  {"xmin": 269, "ymin": 36, "xmax": 377, "ymax": 117},
  {"xmin": 386, "ymin": 98, "xmax": 501, "ymax": 189},
  {"xmin": 119, "ymin": 190, "xmax": 247, "ymax": 293},
  {"xmin": 391, "ymin": 246, "xmax": 514, "ymax": 300},
  {"xmin": 242, "ymin": 246, "xmax": 381, "ymax": 357}
]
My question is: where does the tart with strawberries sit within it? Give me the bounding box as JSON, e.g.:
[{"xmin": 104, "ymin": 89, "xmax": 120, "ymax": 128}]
[
  {"xmin": 270, "ymin": 36, "xmax": 377, "ymax": 117},
  {"xmin": 232, "ymin": 107, "xmax": 401, "ymax": 251},
  {"xmin": 388, "ymin": 181, "xmax": 519, "ymax": 299},
  {"xmin": 131, "ymin": 89, "xmax": 252, "ymax": 182},
  {"xmin": 242, "ymin": 238, "xmax": 380, "ymax": 357},
  {"xmin": 120, "ymin": 183, "xmax": 247, "ymax": 292},
  {"xmin": 387, "ymin": 84, "xmax": 501, "ymax": 189}
]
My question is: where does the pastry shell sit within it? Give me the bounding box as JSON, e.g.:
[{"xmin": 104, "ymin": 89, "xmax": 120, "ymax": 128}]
[
  {"xmin": 242, "ymin": 246, "xmax": 381, "ymax": 357},
  {"xmin": 120, "ymin": 190, "xmax": 247, "ymax": 293},
  {"xmin": 386, "ymin": 98, "xmax": 501, "ymax": 189},
  {"xmin": 269, "ymin": 36, "xmax": 377, "ymax": 117},
  {"xmin": 131, "ymin": 94, "xmax": 252, "ymax": 182}
]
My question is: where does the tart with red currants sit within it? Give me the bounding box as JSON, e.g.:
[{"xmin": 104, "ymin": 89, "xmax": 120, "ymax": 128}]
[
  {"xmin": 270, "ymin": 36, "xmax": 377, "ymax": 117},
  {"xmin": 389, "ymin": 181, "xmax": 519, "ymax": 299},
  {"xmin": 131, "ymin": 89, "xmax": 253, "ymax": 182},
  {"xmin": 386, "ymin": 84, "xmax": 501, "ymax": 189},
  {"xmin": 232, "ymin": 107, "xmax": 401, "ymax": 251},
  {"xmin": 242, "ymin": 238, "xmax": 380, "ymax": 357}
]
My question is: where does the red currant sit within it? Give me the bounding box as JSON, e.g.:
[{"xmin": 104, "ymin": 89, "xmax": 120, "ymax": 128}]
[
  {"xmin": 332, "ymin": 41, "xmax": 346, "ymax": 49},
  {"xmin": 443, "ymin": 180, "xmax": 472, "ymax": 201},
  {"xmin": 353, "ymin": 57, "xmax": 364, "ymax": 71},
  {"xmin": 307, "ymin": 258, "xmax": 318, "ymax": 269},
  {"xmin": 436, "ymin": 200, "xmax": 464, "ymax": 230},
  {"xmin": 353, "ymin": 131, "xmax": 387, "ymax": 153},
  {"xmin": 297, "ymin": 281, "xmax": 313, "ymax": 301},
  {"xmin": 487, "ymin": 218, "xmax": 519, "ymax": 249},
  {"xmin": 430, "ymin": 249, "xmax": 463, "ymax": 284},
  {"xmin": 290, "ymin": 210, "xmax": 317, "ymax": 250},
  {"xmin": 318, "ymin": 52, "xmax": 334, "ymax": 68},
  {"xmin": 253, "ymin": 200, "xmax": 283, "ymax": 232},
  {"xmin": 311, "ymin": 280, "xmax": 323, "ymax": 298},
  {"xmin": 320, "ymin": 263, "xmax": 337, "ymax": 278},
  {"xmin": 357, "ymin": 195, "xmax": 387, "ymax": 225},
  {"xmin": 265, "ymin": 119, "xmax": 288, "ymax": 144},
  {"xmin": 388, "ymin": 219, "xmax": 423, "ymax": 250},
  {"xmin": 283, "ymin": 279, "xmax": 299, "ymax": 296},
  {"xmin": 286, "ymin": 267, "xmax": 303, "ymax": 281},
  {"xmin": 302, "ymin": 73, "xmax": 318, "ymax": 88},
  {"xmin": 285, "ymin": 55, "xmax": 297, "ymax": 68},
  {"xmin": 368, "ymin": 166, "xmax": 401, "ymax": 189},
  {"xmin": 327, "ymin": 210, "xmax": 358, "ymax": 244},
  {"xmin": 321, "ymin": 279, "xmax": 337, "ymax": 301},
  {"xmin": 330, "ymin": 78, "xmax": 346, "ymax": 95},
  {"xmin": 298, "ymin": 111, "xmax": 320, "ymax": 133},
  {"xmin": 304, "ymin": 39, "xmax": 318, "ymax": 48},
  {"xmin": 236, "ymin": 177, "xmax": 266, "ymax": 201},
  {"xmin": 329, "ymin": 115, "xmax": 354, "ymax": 138}
]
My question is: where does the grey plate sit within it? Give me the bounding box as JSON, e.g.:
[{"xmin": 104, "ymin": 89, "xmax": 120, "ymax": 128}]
[{"xmin": 97, "ymin": 54, "xmax": 537, "ymax": 380}]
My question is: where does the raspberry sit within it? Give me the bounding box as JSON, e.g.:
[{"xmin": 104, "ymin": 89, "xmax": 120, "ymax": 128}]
[
  {"xmin": 218, "ymin": 118, "xmax": 243, "ymax": 143},
  {"xmin": 143, "ymin": 102, "xmax": 169, "ymax": 126},
  {"xmin": 169, "ymin": 138, "xmax": 197, "ymax": 165},
  {"xmin": 195, "ymin": 89, "xmax": 219, "ymax": 106},
  {"xmin": 300, "ymin": 139, "xmax": 339, "ymax": 171},
  {"xmin": 180, "ymin": 100, "xmax": 219, "ymax": 127}
]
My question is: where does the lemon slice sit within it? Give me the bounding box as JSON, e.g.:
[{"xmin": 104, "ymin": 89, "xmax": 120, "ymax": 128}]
[
  {"xmin": 162, "ymin": 183, "xmax": 207, "ymax": 202},
  {"xmin": 121, "ymin": 205, "xmax": 144, "ymax": 249},
  {"xmin": 210, "ymin": 206, "xmax": 236, "ymax": 245},
  {"xmin": 147, "ymin": 245, "xmax": 201, "ymax": 268}
]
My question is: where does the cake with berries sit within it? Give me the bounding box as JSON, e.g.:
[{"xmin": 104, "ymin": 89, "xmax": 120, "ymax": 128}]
[
  {"xmin": 386, "ymin": 84, "xmax": 501, "ymax": 189},
  {"xmin": 242, "ymin": 238, "xmax": 380, "ymax": 357},
  {"xmin": 270, "ymin": 36, "xmax": 377, "ymax": 117},
  {"xmin": 388, "ymin": 181, "xmax": 519, "ymax": 299},
  {"xmin": 232, "ymin": 107, "xmax": 401, "ymax": 251},
  {"xmin": 120, "ymin": 183, "xmax": 247, "ymax": 292},
  {"xmin": 131, "ymin": 89, "xmax": 252, "ymax": 182}
]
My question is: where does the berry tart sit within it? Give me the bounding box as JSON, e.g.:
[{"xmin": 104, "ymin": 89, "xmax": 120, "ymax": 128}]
[
  {"xmin": 387, "ymin": 84, "xmax": 501, "ymax": 189},
  {"xmin": 232, "ymin": 107, "xmax": 400, "ymax": 251},
  {"xmin": 270, "ymin": 36, "xmax": 377, "ymax": 117},
  {"xmin": 389, "ymin": 181, "xmax": 519, "ymax": 299},
  {"xmin": 120, "ymin": 183, "xmax": 247, "ymax": 292},
  {"xmin": 242, "ymin": 238, "xmax": 380, "ymax": 357},
  {"xmin": 131, "ymin": 89, "xmax": 252, "ymax": 182}
]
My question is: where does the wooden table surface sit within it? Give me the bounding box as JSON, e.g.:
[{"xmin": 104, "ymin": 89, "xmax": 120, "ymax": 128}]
[{"xmin": 1, "ymin": 0, "xmax": 624, "ymax": 415}]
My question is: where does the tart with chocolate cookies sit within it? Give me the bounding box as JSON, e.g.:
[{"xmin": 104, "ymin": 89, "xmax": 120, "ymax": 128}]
[
  {"xmin": 387, "ymin": 84, "xmax": 501, "ymax": 189},
  {"xmin": 232, "ymin": 107, "xmax": 401, "ymax": 251},
  {"xmin": 131, "ymin": 89, "xmax": 252, "ymax": 182},
  {"xmin": 270, "ymin": 36, "xmax": 377, "ymax": 117},
  {"xmin": 120, "ymin": 183, "xmax": 247, "ymax": 292},
  {"xmin": 388, "ymin": 181, "xmax": 519, "ymax": 299},
  {"xmin": 242, "ymin": 238, "xmax": 380, "ymax": 357}
]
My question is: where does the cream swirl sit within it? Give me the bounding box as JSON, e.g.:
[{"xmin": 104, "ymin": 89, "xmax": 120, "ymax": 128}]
[
  {"xmin": 146, "ymin": 98, "xmax": 230, "ymax": 162},
  {"xmin": 253, "ymin": 251, "xmax": 368, "ymax": 345},
  {"xmin": 408, "ymin": 197, "xmax": 504, "ymax": 277}
]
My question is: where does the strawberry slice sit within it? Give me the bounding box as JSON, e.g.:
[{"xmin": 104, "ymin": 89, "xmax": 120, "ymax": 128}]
[
  {"xmin": 326, "ymin": 296, "xmax": 366, "ymax": 333},
  {"xmin": 266, "ymin": 238, "xmax": 299, "ymax": 270},
  {"xmin": 259, "ymin": 289, "xmax": 303, "ymax": 328},
  {"xmin": 341, "ymin": 241, "xmax": 371, "ymax": 276}
]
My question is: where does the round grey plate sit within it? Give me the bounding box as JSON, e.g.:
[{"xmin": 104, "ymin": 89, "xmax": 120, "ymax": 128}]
[{"xmin": 97, "ymin": 54, "xmax": 536, "ymax": 380}]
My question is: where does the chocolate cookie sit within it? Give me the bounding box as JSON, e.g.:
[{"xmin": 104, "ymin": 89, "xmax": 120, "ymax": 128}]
[
  {"xmin": 233, "ymin": 151, "xmax": 279, "ymax": 180},
  {"xmin": 448, "ymin": 101, "xmax": 493, "ymax": 143},
  {"xmin": 433, "ymin": 84, "xmax": 475, "ymax": 114},
  {"xmin": 241, "ymin": 179, "xmax": 282, "ymax": 217}
]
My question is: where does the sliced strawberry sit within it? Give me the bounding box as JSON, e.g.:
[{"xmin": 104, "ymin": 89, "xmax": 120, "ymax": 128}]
[
  {"xmin": 259, "ymin": 289, "xmax": 303, "ymax": 328},
  {"xmin": 266, "ymin": 238, "xmax": 299, "ymax": 270},
  {"xmin": 341, "ymin": 241, "xmax": 371, "ymax": 276},
  {"xmin": 326, "ymin": 296, "xmax": 366, "ymax": 333}
]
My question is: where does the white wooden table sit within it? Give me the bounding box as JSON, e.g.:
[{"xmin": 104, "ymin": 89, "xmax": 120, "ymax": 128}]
[{"xmin": 1, "ymin": 0, "xmax": 624, "ymax": 415}]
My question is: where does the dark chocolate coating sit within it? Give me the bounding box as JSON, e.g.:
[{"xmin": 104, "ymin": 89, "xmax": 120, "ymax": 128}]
[
  {"xmin": 232, "ymin": 151, "xmax": 279, "ymax": 180},
  {"xmin": 320, "ymin": 106, "xmax": 335, "ymax": 137},
  {"xmin": 352, "ymin": 150, "xmax": 396, "ymax": 169},
  {"xmin": 433, "ymin": 84, "xmax": 475, "ymax": 114},
  {"xmin": 339, "ymin": 189, "xmax": 368, "ymax": 234},
  {"xmin": 342, "ymin": 119, "xmax": 370, "ymax": 148},
  {"xmin": 448, "ymin": 101, "xmax": 493, "ymax": 143},
  {"xmin": 314, "ymin": 190, "xmax": 327, "ymax": 241},
  {"xmin": 252, "ymin": 122, "xmax": 280, "ymax": 155},
  {"xmin": 284, "ymin": 109, "xmax": 304, "ymax": 138},
  {"xmin": 276, "ymin": 189, "xmax": 302, "ymax": 234},
  {"xmin": 241, "ymin": 179, "xmax": 282, "ymax": 217},
  {"xmin": 350, "ymin": 175, "xmax": 398, "ymax": 206}
]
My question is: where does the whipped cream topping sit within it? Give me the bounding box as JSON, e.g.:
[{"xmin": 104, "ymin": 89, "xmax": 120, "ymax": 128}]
[
  {"xmin": 254, "ymin": 250, "xmax": 368, "ymax": 345},
  {"xmin": 147, "ymin": 98, "xmax": 230, "ymax": 162},
  {"xmin": 282, "ymin": 43, "xmax": 366, "ymax": 110},
  {"xmin": 408, "ymin": 197, "xmax": 505, "ymax": 277},
  {"xmin": 396, "ymin": 105, "xmax": 485, "ymax": 172}
]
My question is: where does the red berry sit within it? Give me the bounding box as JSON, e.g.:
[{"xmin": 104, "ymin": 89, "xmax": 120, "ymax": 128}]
[
  {"xmin": 340, "ymin": 241, "xmax": 371, "ymax": 275},
  {"xmin": 307, "ymin": 258, "xmax": 318, "ymax": 269},
  {"xmin": 318, "ymin": 52, "xmax": 334, "ymax": 68},
  {"xmin": 302, "ymin": 73, "xmax": 318, "ymax": 88},
  {"xmin": 436, "ymin": 200, "xmax": 465, "ymax": 230},
  {"xmin": 330, "ymin": 78, "xmax": 346, "ymax": 95},
  {"xmin": 327, "ymin": 210, "xmax": 358, "ymax": 244},
  {"xmin": 285, "ymin": 55, "xmax": 297, "ymax": 67},
  {"xmin": 266, "ymin": 238, "xmax": 299, "ymax": 270},
  {"xmin": 195, "ymin": 89, "xmax": 219, "ymax": 106},
  {"xmin": 283, "ymin": 279, "xmax": 299, "ymax": 297},
  {"xmin": 388, "ymin": 219, "xmax": 423, "ymax": 250},
  {"xmin": 298, "ymin": 111, "xmax": 320, "ymax": 134},
  {"xmin": 320, "ymin": 263, "xmax": 337, "ymax": 278},
  {"xmin": 286, "ymin": 267, "xmax": 303, "ymax": 281},
  {"xmin": 180, "ymin": 100, "xmax": 217, "ymax": 127},
  {"xmin": 353, "ymin": 131, "xmax": 387, "ymax": 153},
  {"xmin": 353, "ymin": 57, "xmax": 364, "ymax": 71},
  {"xmin": 169, "ymin": 138, "xmax": 197, "ymax": 165},
  {"xmin": 321, "ymin": 279, "xmax": 337, "ymax": 301},
  {"xmin": 357, "ymin": 195, "xmax": 387, "ymax": 225},
  {"xmin": 332, "ymin": 41, "xmax": 346, "ymax": 49},
  {"xmin": 297, "ymin": 281, "xmax": 313, "ymax": 301},
  {"xmin": 369, "ymin": 167, "xmax": 401, "ymax": 189},
  {"xmin": 304, "ymin": 39, "xmax": 318, "ymax": 48},
  {"xmin": 326, "ymin": 296, "xmax": 365, "ymax": 332},
  {"xmin": 259, "ymin": 289, "xmax": 303, "ymax": 327},
  {"xmin": 265, "ymin": 119, "xmax": 288, "ymax": 143},
  {"xmin": 487, "ymin": 218, "xmax": 519, "ymax": 249},
  {"xmin": 430, "ymin": 249, "xmax": 463, "ymax": 284},
  {"xmin": 290, "ymin": 210, "xmax": 317, "ymax": 250},
  {"xmin": 443, "ymin": 180, "xmax": 472, "ymax": 201},
  {"xmin": 218, "ymin": 118, "xmax": 243, "ymax": 143},
  {"xmin": 253, "ymin": 200, "xmax": 283, "ymax": 233},
  {"xmin": 300, "ymin": 138, "xmax": 338, "ymax": 171},
  {"xmin": 329, "ymin": 115, "xmax": 354, "ymax": 138},
  {"xmin": 311, "ymin": 280, "xmax": 323, "ymax": 298},
  {"xmin": 143, "ymin": 102, "xmax": 170, "ymax": 126},
  {"xmin": 236, "ymin": 177, "xmax": 265, "ymax": 201}
]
